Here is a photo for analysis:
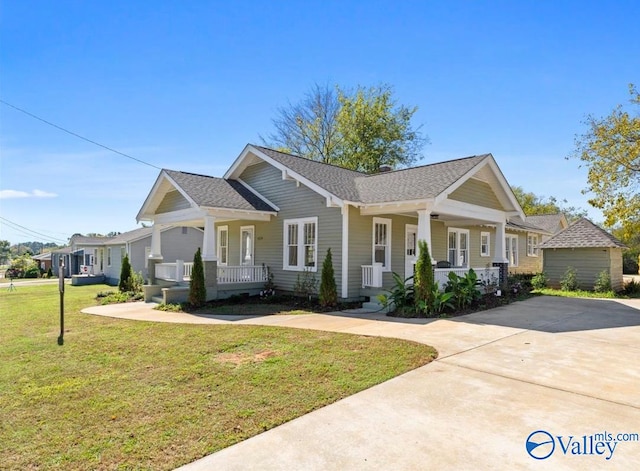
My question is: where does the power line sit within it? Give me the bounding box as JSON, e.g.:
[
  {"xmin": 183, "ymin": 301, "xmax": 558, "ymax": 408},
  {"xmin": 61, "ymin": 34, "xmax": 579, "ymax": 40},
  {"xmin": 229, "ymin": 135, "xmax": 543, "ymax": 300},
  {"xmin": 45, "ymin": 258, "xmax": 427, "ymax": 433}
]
[
  {"xmin": 0, "ymin": 216, "xmax": 69, "ymax": 244},
  {"xmin": 0, "ymin": 99, "xmax": 162, "ymax": 170}
]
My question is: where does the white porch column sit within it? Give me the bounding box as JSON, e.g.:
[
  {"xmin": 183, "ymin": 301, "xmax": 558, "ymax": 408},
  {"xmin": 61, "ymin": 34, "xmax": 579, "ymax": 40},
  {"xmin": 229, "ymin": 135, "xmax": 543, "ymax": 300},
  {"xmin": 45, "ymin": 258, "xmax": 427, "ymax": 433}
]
[
  {"xmin": 417, "ymin": 209, "xmax": 432, "ymax": 262},
  {"xmin": 493, "ymin": 220, "xmax": 508, "ymax": 263},
  {"xmin": 149, "ymin": 224, "xmax": 163, "ymax": 260},
  {"xmin": 202, "ymin": 215, "xmax": 217, "ymax": 261}
]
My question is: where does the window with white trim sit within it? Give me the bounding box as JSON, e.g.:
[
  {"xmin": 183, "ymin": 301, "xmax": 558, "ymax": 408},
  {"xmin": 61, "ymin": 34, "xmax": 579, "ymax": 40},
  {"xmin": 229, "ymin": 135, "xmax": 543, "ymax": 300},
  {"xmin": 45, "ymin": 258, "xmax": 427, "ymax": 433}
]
[
  {"xmin": 527, "ymin": 233, "xmax": 539, "ymax": 257},
  {"xmin": 448, "ymin": 228, "xmax": 470, "ymax": 267},
  {"xmin": 372, "ymin": 218, "xmax": 391, "ymax": 271},
  {"xmin": 217, "ymin": 226, "xmax": 228, "ymax": 265},
  {"xmin": 505, "ymin": 234, "xmax": 518, "ymax": 266},
  {"xmin": 283, "ymin": 217, "xmax": 317, "ymax": 271},
  {"xmin": 480, "ymin": 231, "xmax": 490, "ymax": 257}
]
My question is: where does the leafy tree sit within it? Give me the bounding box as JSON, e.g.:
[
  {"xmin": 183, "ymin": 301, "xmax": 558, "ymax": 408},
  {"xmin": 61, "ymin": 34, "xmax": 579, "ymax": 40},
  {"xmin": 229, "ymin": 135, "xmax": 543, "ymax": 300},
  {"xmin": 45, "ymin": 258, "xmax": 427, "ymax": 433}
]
[
  {"xmin": 571, "ymin": 84, "xmax": 640, "ymax": 237},
  {"xmin": 318, "ymin": 248, "xmax": 337, "ymax": 308},
  {"xmin": 119, "ymin": 254, "xmax": 133, "ymax": 292},
  {"xmin": 0, "ymin": 240, "xmax": 10, "ymax": 264},
  {"xmin": 414, "ymin": 240, "xmax": 434, "ymax": 312},
  {"xmin": 511, "ymin": 186, "xmax": 587, "ymax": 221},
  {"xmin": 264, "ymin": 83, "xmax": 341, "ymax": 164},
  {"xmin": 336, "ymin": 84, "xmax": 426, "ymax": 173},
  {"xmin": 264, "ymin": 83, "xmax": 427, "ymax": 173},
  {"xmin": 189, "ymin": 248, "xmax": 206, "ymax": 308}
]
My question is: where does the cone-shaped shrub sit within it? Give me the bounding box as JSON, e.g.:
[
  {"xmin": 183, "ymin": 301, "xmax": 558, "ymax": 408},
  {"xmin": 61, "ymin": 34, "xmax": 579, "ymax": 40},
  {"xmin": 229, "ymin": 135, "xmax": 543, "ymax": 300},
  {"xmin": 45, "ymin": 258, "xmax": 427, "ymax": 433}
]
[
  {"xmin": 189, "ymin": 248, "xmax": 206, "ymax": 308},
  {"xmin": 119, "ymin": 254, "xmax": 133, "ymax": 292},
  {"xmin": 414, "ymin": 240, "xmax": 434, "ymax": 310},
  {"xmin": 319, "ymin": 248, "xmax": 338, "ymax": 308}
]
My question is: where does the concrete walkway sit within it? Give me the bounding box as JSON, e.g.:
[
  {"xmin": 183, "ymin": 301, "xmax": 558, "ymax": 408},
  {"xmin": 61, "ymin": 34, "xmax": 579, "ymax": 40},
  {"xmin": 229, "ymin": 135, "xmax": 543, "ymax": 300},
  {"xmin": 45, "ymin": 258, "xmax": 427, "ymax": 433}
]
[{"xmin": 83, "ymin": 297, "xmax": 640, "ymax": 469}]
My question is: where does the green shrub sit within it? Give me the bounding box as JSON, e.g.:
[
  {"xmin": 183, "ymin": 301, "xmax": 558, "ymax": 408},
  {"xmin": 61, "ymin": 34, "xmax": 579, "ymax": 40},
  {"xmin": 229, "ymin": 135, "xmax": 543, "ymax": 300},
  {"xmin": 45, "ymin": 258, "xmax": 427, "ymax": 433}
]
[
  {"xmin": 593, "ymin": 270, "xmax": 612, "ymax": 293},
  {"xmin": 560, "ymin": 266, "xmax": 579, "ymax": 291},
  {"xmin": 294, "ymin": 269, "xmax": 317, "ymax": 301},
  {"xmin": 319, "ymin": 248, "xmax": 337, "ymax": 308},
  {"xmin": 188, "ymin": 248, "xmax": 206, "ymax": 308},
  {"xmin": 155, "ymin": 303, "xmax": 185, "ymax": 312},
  {"xmin": 46, "ymin": 267, "xmax": 53, "ymax": 278},
  {"xmin": 622, "ymin": 280, "xmax": 640, "ymax": 297},
  {"xmin": 445, "ymin": 269, "xmax": 481, "ymax": 310},
  {"xmin": 414, "ymin": 240, "xmax": 434, "ymax": 312},
  {"xmin": 23, "ymin": 266, "xmax": 40, "ymax": 278},
  {"xmin": 119, "ymin": 254, "xmax": 133, "ymax": 292},
  {"xmin": 531, "ymin": 272, "xmax": 548, "ymax": 290},
  {"xmin": 378, "ymin": 272, "xmax": 414, "ymax": 315}
]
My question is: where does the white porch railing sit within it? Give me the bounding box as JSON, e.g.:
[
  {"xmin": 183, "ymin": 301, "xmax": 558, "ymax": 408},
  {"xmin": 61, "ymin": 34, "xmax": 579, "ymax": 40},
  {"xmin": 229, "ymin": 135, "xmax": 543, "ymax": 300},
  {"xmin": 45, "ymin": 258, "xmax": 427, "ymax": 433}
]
[
  {"xmin": 217, "ymin": 265, "xmax": 268, "ymax": 284},
  {"xmin": 155, "ymin": 261, "xmax": 193, "ymax": 282},
  {"xmin": 434, "ymin": 266, "xmax": 500, "ymax": 288},
  {"xmin": 361, "ymin": 264, "xmax": 384, "ymax": 288}
]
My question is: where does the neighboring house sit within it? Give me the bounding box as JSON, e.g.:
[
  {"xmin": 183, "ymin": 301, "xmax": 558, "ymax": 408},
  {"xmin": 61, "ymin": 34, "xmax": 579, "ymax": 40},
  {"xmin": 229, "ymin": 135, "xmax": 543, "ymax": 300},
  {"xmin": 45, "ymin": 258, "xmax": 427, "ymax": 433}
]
[
  {"xmin": 137, "ymin": 144, "xmax": 549, "ymax": 303},
  {"xmin": 32, "ymin": 252, "xmax": 52, "ymax": 272},
  {"xmin": 51, "ymin": 247, "xmax": 73, "ymax": 277},
  {"xmin": 102, "ymin": 226, "xmax": 203, "ymax": 285},
  {"xmin": 539, "ymin": 218, "xmax": 627, "ymax": 291}
]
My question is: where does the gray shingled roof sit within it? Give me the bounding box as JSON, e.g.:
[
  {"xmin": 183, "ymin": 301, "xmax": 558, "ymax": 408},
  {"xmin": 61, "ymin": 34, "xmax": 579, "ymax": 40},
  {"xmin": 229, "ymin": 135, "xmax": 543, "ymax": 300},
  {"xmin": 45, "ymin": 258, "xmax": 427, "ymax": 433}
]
[
  {"xmin": 356, "ymin": 155, "xmax": 490, "ymax": 203},
  {"xmin": 253, "ymin": 145, "xmax": 490, "ymax": 204},
  {"xmin": 106, "ymin": 227, "xmax": 153, "ymax": 245},
  {"xmin": 526, "ymin": 214, "xmax": 566, "ymax": 234},
  {"xmin": 506, "ymin": 216, "xmax": 550, "ymax": 234},
  {"xmin": 164, "ymin": 170, "xmax": 277, "ymax": 212},
  {"xmin": 538, "ymin": 218, "xmax": 627, "ymax": 249},
  {"xmin": 70, "ymin": 235, "xmax": 115, "ymax": 245},
  {"xmin": 253, "ymin": 146, "xmax": 365, "ymax": 201}
]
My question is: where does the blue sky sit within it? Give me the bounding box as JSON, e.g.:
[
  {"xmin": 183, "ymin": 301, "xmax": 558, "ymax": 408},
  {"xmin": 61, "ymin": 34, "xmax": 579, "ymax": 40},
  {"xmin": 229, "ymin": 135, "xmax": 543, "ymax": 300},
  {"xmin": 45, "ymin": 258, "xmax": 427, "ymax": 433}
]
[{"xmin": 1, "ymin": 0, "xmax": 638, "ymax": 245}]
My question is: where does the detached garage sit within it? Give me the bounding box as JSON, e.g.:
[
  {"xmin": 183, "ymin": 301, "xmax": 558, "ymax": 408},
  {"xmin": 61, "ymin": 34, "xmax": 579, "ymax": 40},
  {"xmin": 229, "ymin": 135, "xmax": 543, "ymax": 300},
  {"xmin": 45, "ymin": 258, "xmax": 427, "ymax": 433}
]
[{"xmin": 539, "ymin": 218, "xmax": 627, "ymax": 291}]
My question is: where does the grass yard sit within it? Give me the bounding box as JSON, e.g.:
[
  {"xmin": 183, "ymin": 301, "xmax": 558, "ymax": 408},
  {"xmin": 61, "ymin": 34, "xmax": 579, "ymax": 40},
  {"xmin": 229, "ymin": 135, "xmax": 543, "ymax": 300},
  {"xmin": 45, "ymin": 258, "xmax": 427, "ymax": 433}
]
[{"xmin": 0, "ymin": 284, "xmax": 436, "ymax": 470}]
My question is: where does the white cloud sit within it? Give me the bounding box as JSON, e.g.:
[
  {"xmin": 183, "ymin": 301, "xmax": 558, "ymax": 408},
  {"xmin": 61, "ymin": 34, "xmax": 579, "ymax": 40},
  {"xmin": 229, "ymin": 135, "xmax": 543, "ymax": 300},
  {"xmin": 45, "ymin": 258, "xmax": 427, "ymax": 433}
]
[{"xmin": 0, "ymin": 189, "xmax": 58, "ymax": 199}]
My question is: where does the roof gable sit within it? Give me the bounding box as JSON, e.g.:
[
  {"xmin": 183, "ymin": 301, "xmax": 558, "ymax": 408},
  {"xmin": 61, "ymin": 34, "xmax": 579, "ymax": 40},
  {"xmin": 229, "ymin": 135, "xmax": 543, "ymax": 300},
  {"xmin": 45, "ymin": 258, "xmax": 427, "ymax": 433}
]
[
  {"xmin": 539, "ymin": 218, "xmax": 627, "ymax": 249},
  {"xmin": 226, "ymin": 145, "xmax": 523, "ymax": 216},
  {"xmin": 137, "ymin": 168, "xmax": 277, "ymax": 221}
]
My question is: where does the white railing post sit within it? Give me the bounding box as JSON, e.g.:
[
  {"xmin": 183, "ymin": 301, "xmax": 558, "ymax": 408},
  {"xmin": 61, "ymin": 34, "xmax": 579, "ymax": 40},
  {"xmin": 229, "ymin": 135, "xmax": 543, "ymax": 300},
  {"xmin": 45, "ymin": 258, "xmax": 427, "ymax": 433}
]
[{"xmin": 176, "ymin": 260, "xmax": 184, "ymax": 282}]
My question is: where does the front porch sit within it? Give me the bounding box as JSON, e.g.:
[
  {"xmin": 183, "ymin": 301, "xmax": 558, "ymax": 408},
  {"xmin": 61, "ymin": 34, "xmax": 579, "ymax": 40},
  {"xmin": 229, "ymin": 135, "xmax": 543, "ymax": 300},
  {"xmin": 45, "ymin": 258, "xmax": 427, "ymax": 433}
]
[
  {"xmin": 145, "ymin": 261, "xmax": 270, "ymax": 304},
  {"xmin": 361, "ymin": 264, "xmax": 501, "ymax": 290}
]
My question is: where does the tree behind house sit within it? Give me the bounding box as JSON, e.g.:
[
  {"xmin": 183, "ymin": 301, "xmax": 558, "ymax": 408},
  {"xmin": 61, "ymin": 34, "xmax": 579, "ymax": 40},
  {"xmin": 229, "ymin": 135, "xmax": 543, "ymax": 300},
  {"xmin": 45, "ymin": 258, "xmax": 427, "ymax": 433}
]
[{"xmin": 189, "ymin": 248, "xmax": 206, "ymax": 308}]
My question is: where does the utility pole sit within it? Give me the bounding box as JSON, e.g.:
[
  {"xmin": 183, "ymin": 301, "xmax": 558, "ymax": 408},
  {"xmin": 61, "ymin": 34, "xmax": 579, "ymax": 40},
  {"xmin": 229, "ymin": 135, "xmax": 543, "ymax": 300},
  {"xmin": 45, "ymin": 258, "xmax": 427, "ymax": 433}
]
[{"xmin": 58, "ymin": 258, "xmax": 64, "ymax": 345}]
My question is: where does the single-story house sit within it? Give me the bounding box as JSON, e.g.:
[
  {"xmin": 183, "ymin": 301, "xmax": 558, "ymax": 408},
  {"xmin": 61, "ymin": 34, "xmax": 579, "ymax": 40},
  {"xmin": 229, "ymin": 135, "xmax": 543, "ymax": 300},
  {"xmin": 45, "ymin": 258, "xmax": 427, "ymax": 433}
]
[
  {"xmin": 136, "ymin": 144, "xmax": 551, "ymax": 304},
  {"xmin": 32, "ymin": 252, "xmax": 52, "ymax": 272},
  {"xmin": 52, "ymin": 228, "xmax": 202, "ymax": 285},
  {"xmin": 102, "ymin": 226, "xmax": 203, "ymax": 285},
  {"xmin": 539, "ymin": 217, "xmax": 627, "ymax": 291}
]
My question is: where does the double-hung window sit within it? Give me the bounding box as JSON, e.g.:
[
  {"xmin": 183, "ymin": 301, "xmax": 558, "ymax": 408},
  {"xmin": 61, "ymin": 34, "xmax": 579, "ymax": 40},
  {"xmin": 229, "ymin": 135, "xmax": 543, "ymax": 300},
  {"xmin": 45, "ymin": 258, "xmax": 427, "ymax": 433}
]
[
  {"xmin": 505, "ymin": 235, "xmax": 518, "ymax": 266},
  {"xmin": 527, "ymin": 233, "xmax": 539, "ymax": 257},
  {"xmin": 217, "ymin": 226, "xmax": 228, "ymax": 265},
  {"xmin": 480, "ymin": 231, "xmax": 490, "ymax": 257},
  {"xmin": 448, "ymin": 228, "xmax": 470, "ymax": 267},
  {"xmin": 283, "ymin": 217, "xmax": 317, "ymax": 271},
  {"xmin": 373, "ymin": 218, "xmax": 391, "ymax": 271}
]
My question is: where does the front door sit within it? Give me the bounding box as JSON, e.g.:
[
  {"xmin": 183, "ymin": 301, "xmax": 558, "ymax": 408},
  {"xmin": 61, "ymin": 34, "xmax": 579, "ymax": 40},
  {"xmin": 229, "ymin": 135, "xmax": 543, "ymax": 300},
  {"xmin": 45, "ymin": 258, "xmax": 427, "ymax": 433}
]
[
  {"xmin": 405, "ymin": 224, "xmax": 418, "ymax": 279},
  {"xmin": 240, "ymin": 226, "xmax": 254, "ymax": 266}
]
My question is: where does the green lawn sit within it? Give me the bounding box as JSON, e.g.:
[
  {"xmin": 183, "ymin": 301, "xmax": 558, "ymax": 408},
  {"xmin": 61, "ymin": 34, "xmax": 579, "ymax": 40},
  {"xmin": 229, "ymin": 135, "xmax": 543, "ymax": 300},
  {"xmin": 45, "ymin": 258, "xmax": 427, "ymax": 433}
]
[{"xmin": 0, "ymin": 284, "xmax": 436, "ymax": 470}]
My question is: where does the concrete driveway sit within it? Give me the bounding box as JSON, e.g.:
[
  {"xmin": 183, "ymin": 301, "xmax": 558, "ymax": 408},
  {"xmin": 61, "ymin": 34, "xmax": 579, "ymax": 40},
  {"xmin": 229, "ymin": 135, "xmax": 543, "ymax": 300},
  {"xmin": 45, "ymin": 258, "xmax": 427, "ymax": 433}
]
[{"xmin": 85, "ymin": 296, "xmax": 640, "ymax": 469}]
